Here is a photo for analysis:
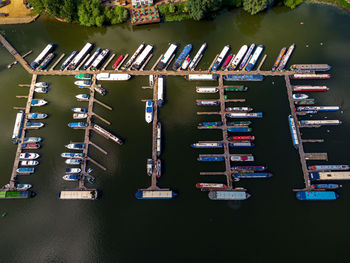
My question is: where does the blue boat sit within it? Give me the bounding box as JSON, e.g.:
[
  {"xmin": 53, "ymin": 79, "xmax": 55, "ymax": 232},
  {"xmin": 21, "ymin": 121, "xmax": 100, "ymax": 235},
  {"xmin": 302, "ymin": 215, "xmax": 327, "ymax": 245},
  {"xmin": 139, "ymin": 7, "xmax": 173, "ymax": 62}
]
[
  {"xmin": 68, "ymin": 122, "xmax": 88, "ymax": 128},
  {"xmin": 62, "ymin": 174, "xmax": 81, "ymax": 181},
  {"xmin": 191, "ymin": 142, "xmax": 223, "ymax": 148},
  {"xmin": 135, "ymin": 190, "xmax": 177, "ymax": 199},
  {"xmin": 311, "ymin": 184, "xmax": 341, "ymax": 189},
  {"xmin": 61, "ymin": 51, "xmax": 77, "ymax": 71},
  {"xmin": 245, "ymin": 45, "xmax": 264, "ymax": 71},
  {"xmin": 229, "ymin": 142, "xmax": 254, "ymax": 147},
  {"xmin": 172, "ymin": 44, "xmax": 192, "ymax": 70},
  {"xmin": 233, "ymin": 172, "xmax": 272, "ymax": 178},
  {"xmin": 227, "ymin": 127, "xmax": 252, "ymax": 132},
  {"xmin": 199, "ymin": 121, "xmax": 223, "ymax": 127},
  {"xmin": 296, "ymin": 191, "xmax": 339, "ymax": 201},
  {"xmin": 16, "ymin": 167, "xmax": 35, "ymax": 174},
  {"xmin": 197, "ymin": 156, "xmax": 224, "ymax": 162},
  {"xmin": 288, "ymin": 115, "xmax": 299, "ymax": 149},
  {"xmin": 239, "ymin": 44, "xmax": 255, "ymax": 70},
  {"xmin": 224, "ymin": 74, "xmax": 264, "ymax": 81},
  {"xmin": 23, "ymin": 137, "xmax": 42, "ymax": 143}
]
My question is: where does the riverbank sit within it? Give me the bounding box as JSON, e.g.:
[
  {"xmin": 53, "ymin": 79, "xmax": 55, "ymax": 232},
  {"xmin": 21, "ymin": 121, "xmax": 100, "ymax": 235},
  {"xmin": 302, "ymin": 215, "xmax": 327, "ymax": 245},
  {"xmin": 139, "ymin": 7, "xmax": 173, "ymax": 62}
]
[
  {"xmin": 0, "ymin": 0, "xmax": 39, "ymax": 25},
  {"xmin": 306, "ymin": 0, "xmax": 350, "ymax": 11}
]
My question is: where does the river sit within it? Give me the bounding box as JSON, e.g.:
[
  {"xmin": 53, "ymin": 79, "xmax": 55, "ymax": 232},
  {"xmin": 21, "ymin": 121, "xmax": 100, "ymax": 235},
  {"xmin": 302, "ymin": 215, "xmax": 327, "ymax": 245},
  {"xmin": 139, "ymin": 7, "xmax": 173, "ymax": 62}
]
[{"xmin": 0, "ymin": 3, "xmax": 350, "ymax": 262}]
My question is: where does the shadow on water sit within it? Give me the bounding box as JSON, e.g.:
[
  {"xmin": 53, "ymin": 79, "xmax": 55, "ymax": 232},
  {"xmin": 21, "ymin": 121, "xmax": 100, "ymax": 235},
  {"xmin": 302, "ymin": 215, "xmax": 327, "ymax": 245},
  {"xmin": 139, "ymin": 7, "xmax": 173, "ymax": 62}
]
[{"xmin": 235, "ymin": 9, "xmax": 265, "ymax": 36}]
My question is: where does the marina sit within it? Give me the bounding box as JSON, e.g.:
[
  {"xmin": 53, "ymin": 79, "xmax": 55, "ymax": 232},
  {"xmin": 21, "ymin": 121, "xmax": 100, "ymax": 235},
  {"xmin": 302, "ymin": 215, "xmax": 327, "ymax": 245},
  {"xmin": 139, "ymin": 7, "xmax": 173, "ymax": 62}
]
[{"xmin": 0, "ymin": 32, "xmax": 347, "ymax": 201}]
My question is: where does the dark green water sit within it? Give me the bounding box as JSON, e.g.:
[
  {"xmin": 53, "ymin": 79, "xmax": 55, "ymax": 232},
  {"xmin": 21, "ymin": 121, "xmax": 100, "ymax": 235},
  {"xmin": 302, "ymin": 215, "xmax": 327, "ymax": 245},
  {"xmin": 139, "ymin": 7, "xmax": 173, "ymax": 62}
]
[{"xmin": 1, "ymin": 3, "xmax": 350, "ymax": 262}]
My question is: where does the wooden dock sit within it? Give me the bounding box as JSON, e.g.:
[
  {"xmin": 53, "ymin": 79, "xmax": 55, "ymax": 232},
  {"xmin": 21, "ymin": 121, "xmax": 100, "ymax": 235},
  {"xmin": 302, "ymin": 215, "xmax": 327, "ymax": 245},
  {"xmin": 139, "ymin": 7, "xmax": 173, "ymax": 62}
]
[{"xmin": 8, "ymin": 74, "xmax": 37, "ymax": 189}]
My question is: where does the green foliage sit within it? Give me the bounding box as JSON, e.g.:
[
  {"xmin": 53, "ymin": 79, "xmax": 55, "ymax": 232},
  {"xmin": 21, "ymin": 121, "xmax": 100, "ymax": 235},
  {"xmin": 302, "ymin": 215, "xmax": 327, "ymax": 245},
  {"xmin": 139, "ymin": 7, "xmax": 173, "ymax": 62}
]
[
  {"xmin": 186, "ymin": 0, "xmax": 223, "ymax": 20},
  {"xmin": 77, "ymin": 0, "xmax": 105, "ymax": 27},
  {"xmin": 158, "ymin": 3, "xmax": 187, "ymax": 16},
  {"xmin": 243, "ymin": 0, "xmax": 267, "ymax": 14},
  {"xmin": 165, "ymin": 14, "xmax": 191, "ymax": 22},
  {"xmin": 105, "ymin": 5, "xmax": 129, "ymax": 25},
  {"xmin": 223, "ymin": 0, "xmax": 242, "ymax": 7},
  {"xmin": 60, "ymin": 0, "xmax": 76, "ymax": 22},
  {"xmin": 28, "ymin": 0, "xmax": 45, "ymax": 14}
]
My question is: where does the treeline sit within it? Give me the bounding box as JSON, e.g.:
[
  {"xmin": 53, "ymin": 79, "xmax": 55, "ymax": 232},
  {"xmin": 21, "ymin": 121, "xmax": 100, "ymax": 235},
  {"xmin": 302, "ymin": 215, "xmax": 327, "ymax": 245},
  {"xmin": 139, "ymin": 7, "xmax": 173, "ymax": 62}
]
[
  {"xmin": 171, "ymin": 0, "xmax": 304, "ymax": 20},
  {"xmin": 28, "ymin": 0, "xmax": 129, "ymax": 26}
]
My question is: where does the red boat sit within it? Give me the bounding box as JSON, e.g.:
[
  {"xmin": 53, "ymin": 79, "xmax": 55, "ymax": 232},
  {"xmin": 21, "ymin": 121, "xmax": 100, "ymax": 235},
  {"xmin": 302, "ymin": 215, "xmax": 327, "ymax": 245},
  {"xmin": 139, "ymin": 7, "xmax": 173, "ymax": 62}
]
[
  {"xmin": 228, "ymin": 136, "xmax": 255, "ymax": 141},
  {"xmin": 21, "ymin": 143, "xmax": 40, "ymax": 149},
  {"xmin": 112, "ymin": 55, "xmax": 124, "ymax": 69},
  {"xmin": 195, "ymin": 183, "xmax": 227, "ymax": 190},
  {"xmin": 292, "ymin": 86, "xmax": 329, "ymax": 92},
  {"xmin": 221, "ymin": 54, "xmax": 233, "ymax": 70},
  {"xmin": 291, "ymin": 74, "xmax": 330, "ymax": 79}
]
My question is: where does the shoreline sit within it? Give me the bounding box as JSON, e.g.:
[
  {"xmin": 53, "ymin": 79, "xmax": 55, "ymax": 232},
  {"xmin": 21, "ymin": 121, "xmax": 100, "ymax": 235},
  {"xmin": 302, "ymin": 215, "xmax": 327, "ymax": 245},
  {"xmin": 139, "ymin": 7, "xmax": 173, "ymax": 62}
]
[
  {"xmin": 305, "ymin": 0, "xmax": 350, "ymax": 11},
  {"xmin": 0, "ymin": 14, "xmax": 39, "ymax": 25}
]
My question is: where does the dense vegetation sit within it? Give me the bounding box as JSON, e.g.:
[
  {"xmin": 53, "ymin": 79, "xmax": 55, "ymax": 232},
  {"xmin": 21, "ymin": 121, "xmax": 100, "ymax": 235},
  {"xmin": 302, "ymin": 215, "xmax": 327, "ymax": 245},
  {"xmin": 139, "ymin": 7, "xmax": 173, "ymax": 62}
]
[
  {"xmin": 158, "ymin": 2, "xmax": 191, "ymax": 21},
  {"xmin": 28, "ymin": 0, "xmax": 128, "ymax": 26}
]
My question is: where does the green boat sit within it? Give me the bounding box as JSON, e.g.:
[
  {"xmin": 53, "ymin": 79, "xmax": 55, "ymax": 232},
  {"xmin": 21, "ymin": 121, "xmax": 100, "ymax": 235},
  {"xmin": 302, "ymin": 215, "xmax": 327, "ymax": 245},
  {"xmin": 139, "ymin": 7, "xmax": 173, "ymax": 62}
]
[
  {"xmin": 224, "ymin": 86, "xmax": 248, "ymax": 92},
  {"xmin": 75, "ymin": 73, "xmax": 92, "ymax": 80},
  {"xmin": 227, "ymin": 121, "xmax": 252, "ymax": 126},
  {"xmin": 294, "ymin": 99, "xmax": 315, "ymax": 105},
  {"xmin": 0, "ymin": 190, "xmax": 31, "ymax": 199},
  {"xmin": 2, "ymin": 212, "xmax": 7, "ymax": 218}
]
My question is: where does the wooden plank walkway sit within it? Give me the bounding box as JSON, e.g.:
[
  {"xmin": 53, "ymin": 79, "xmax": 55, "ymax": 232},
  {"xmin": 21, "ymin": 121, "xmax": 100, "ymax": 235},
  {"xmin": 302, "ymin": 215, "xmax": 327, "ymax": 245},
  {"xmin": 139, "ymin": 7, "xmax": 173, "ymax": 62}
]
[
  {"xmin": 50, "ymin": 53, "xmax": 65, "ymax": 71},
  {"xmin": 284, "ymin": 75, "xmax": 311, "ymax": 189},
  {"xmin": 8, "ymin": 74, "xmax": 37, "ymax": 189}
]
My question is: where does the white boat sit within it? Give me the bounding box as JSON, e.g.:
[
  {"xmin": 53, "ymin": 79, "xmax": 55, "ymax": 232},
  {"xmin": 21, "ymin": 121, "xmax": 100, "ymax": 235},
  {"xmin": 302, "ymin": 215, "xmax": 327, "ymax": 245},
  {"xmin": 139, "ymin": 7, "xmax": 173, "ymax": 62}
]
[
  {"xmin": 229, "ymin": 45, "xmax": 248, "ymax": 70},
  {"xmin": 293, "ymin": 94, "xmax": 309, "ymax": 100},
  {"xmin": 74, "ymin": 80, "xmax": 92, "ymax": 87},
  {"xmin": 27, "ymin": 113, "xmax": 48, "ymax": 119},
  {"xmin": 65, "ymin": 143, "xmax": 85, "ymax": 150},
  {"xmin": 157, "ymin": 76, "xmax": 164, "ymax": 106},
  {"xmin": 4, "ymin": 183, "xmax": 32, "ymax": 190},
  {"xmin": 181, "ymin": 57, "xmax": 191, "ymax": 70},
  {"xmin": 20, "ymin": 160, "xmax": 39, "ymax": 166},
  {"xmin": 12, "ymin": 110, "xmax": 25, "ymax": 143},
  {"xmin": 75, "ymin": 94, "xmax": 90, "ymax": 101},
  {"xmin": 196, "ymin": 87, "xmax": 218, "ymax": 93},
  {"xmin": 62, "ymin": 174, "xmax": 80, "ymax": 181},
  {"xmin": 34, "ymin": 82, "xmax": 49, "ymax": 88},
  {"xmin": 72, "ymin": 108, "xmax": 87, "ymax": 113},
  {"xmin": 149, "ymin": 75, "xmax": 154, "ymax": 87},
  {"xmin": 66, "ymin": 168, "xmax": 81, "ymax": 174},
  {"xmin": 19, "ymin": 153, "xmax": 40, "ymax": 160},
  {"xmin": 34, "ymin": 87, "xmax": 48, "ymax": 93},
  {"xmin": 65, "ymin": 159, "xmax": 82, "ymax": 165},
  {"xmin": 96, "ymin": 73, "xmax": 131, "ymax": 81},
  {"xmin": 145, "ymin": 100, "xmax": 153, "ymax": 123},
  {"xmin": 73, "ymin": 113, "xmax": 88, "ymax": 119},
  {"xmin": 31, "ymin": 99, "xmax": 48, "ymax": 107}
]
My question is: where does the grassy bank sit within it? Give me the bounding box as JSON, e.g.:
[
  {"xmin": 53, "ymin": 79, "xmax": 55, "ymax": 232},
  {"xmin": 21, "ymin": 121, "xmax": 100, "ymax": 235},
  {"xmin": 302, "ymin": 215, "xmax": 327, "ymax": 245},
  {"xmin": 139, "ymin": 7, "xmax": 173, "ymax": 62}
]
[
  {"xmin": 158, "ymin": 3, "xmax": 191, "ymax": 22},
  {"xmin": 306, "ymin": 0, "xmax": 350, "ymax": 10}
]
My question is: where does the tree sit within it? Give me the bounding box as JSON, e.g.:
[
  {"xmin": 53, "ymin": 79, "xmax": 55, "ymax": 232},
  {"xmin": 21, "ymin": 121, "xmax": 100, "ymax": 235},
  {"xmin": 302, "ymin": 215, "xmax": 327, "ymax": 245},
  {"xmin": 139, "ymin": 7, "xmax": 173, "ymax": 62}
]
[
  {"xmin": 186, "ymin": 0, "xmax": 223, "ymax": 21},
  {"xmin": 77, "ymin": 0, "xmax": 105, "ymax": 27},
  {"xmin": 243, "ymin": 0, "xmax": 267, "ymax": 15},
  {"xmin": 43, "ymin": 0, "xmax": 61, "ymax": 17},
  {"xmin": 284, "ymin": 0, "xmax": 303, "ymax": 9},
  {"xmin": 60, "ymin": 0, "xmax": 76, "ymax": 22},
  {"xmin": 28, "ymin": 0, "xmax": 45, "ymax": 14}
]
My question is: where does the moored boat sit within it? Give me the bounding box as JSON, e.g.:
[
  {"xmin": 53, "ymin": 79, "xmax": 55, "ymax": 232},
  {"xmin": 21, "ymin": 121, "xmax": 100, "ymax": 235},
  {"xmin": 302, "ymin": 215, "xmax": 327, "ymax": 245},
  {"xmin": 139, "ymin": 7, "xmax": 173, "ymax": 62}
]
[
  {"xmin": 72, "ymin": 108, "xmax": 87, "ymax": 113},
  {"xmin": 147, "ymin": 159, "xmax": 153, "ymax": 176},
  {"xmin": 227, "ymin": 127, "xmax": 252, "ymax": 132},
  {"xmin": 233, "ymin": 172, "xmax": 272, "ymax": 178},
  {"xmin": 294, "ymin": 99, "xmax": 315, "ymax": 105},
  {"xmin": 172, "ymin": 44, "xmax": 192, "ymax": 71},
  {"xmin": 308, "ymin": 165, "xmax": 349, "ymax": 171},
  {"xmin": 65, "ymin": 159, "xmax": 82, "ymax": 165},
  {"xmin": 211, "ymin": 45, "xmax": 230, "ymax": 71},
  {"xmin": 94, "ymin": 86, "xmax": 106, "ymax": 96},
  {"xmin": 135, "ymin": 190, "xmax": 177, "ymax": 199},
  {"xmin": 31, "ymin": 99, "xmax": 48, "ymax": 107},
  {"xmin": 16, "ymin": 167, "xmax": 35, "ymax": 174},
  {"xmin": 38, "ymin": 53, "xmax": 55, "ymax": 70},
  {"xmin": 20, "ymin": 160, "xmax": 39, "ymax": 166},
  {"xmin": 311, "ymin": 184, "xmax": 341, "ymax": 189},
  {"xmin": 34, "ymin": 82, "xmax": 49, "ymax": 88},
  {"xmin": 288, "ymin": 115, "xmax": 299, "ymax": 149},
  {"xmin": 73, "ymin": 113, "xmax": 88, "ymax": 119},
  {"xmin": 191, "ymin": 142, "xmax": 223, "ymax": 148},
  {"xmin": 292, "ymin": 85, "xmax": 329, "ymax": 92},
  {"xmin": 27, "ymin": 113, "xmax": 48, "ymax": 119},
  {"xmin": 296, "ymin": 191, "xmax": 338, "ymax": 201},
  {"xmin": 4, "ymin": 183, "xmax": 32, "ymax": 190},
  {"xmin": 229, "ymin": 141, "xmax": 254, "ymax": 147},
  {"xmin": 156, "ymin": 159, "xmax": 161, "ymax": 178},
  {"xmin": 239, "ymin": 44, "xmax": 255, "ymax": 70},
  {"xmin": 232, "ymin": 166, "xmax": 266, "ymax": 171},
  {"xmin": 208, "ymin": 190, "xmax": 251, "ymax": 200},
  {"xmin": 245, "ymin": 44, "xmax": 264, "ymax": 71},
  {"xmin": 66, "ymin": 168, "xmax": 81, "ymax": 174},
  {"xmin": 230, "ymin": 155, "xmax": 254, "ymax": 162},
  {"xmin": 229, "ymin": 45, "xmax": 248, "ymax": 70},
  {"xmin": 25, "ymin": 122, "xmax": 44, "ymax": 128},
  {"xmin": 189, "ymin": 42, "xmax": 207, "ymax": 70},
  {"xmin": 198, "ymin": 121, "xmax": 222, "ymax": 127},
  {"xmin": 195, "ymin": 183, "xmax": 227, "ymax": 190},
  {"xmin": 197, "ymin": 100, "xmax": 219, "ymax": 106},
  {"xmin": 96, "ymin": 73, "xmax": 131, "ymax": 81},
  {"xmin": 277, "ymin": 44, "xmax": 295, "ymax": 71},
  {"xmin": 228, "ymin": 135, "xmax": 255, "ymax": 141},
  {"xmin": 62, "ymin": 174, "xmax": 81, "ymax": 181},
  {"xmin": 19, "ymin": 153, "xmax": 39, "ymax": 160},
  {"xmin": 61, "ymin": 152, "xmax": 85, "ymax": 159},
  {"xmin": 74, "ymin": 80, "xmax": 92, "ymax": 87},
  {"xmin": 91, "ymin": 48, "xmax": 110, "ymax": 70},
  {"xmin": 197, "ymin": 156, "xmax": 224, "ymax": 162},
  {"xmin": 196, "ymin": 87, "xmax": 218, "ymax": 93},
  {"xmin": 291, "ymin": 74, "xmax": 330, "ymax": 79},
  {"xmin": 23, "ymin": 137, "xmax": 42, "ymax": 143},
  {"xmin": 272, "ymin": 47, "xmax": 286, "ymax": 71},
  {"xmin": 145, "ymin": 100, "xmax": 153, "ymax": 123},
  {"xmin": 75, "ymin": 73, "xmax": 93, "ymax": 80},
  {"xmin": 299, "ymin": 120, "xmax": 341, "ymax": 126},
  {"xmin": 226, "ymin": 112, "xmax": 263, "ymax": 118},
  {"xmin": 21, "ymin": 143, "xmax": 40, "ymax": 149},
  {"xmin": 75, "ymin": 94, "xmax": 90, "ymax": 101},
  {"xmin": 224, "ymin": 86, "xmax": 248, "ymax": 92},
  {"xmin": 112, "ymin": 55, "xmax": 124, "ymax": 69},
  {"xmin": 61, "ymin": 51, "xmax": 77, "ymax": 71},
  {"xmin": 68, "ymin": 122, "xmax": 88, "ymax": 128},
  {"xmin": 221, "ymin": 53, "xmax": 233, "ymax": 70},
  {"xmin": 293, "ymin": 94, "xmax": 308, "ymax": 100},
  {"xmin": 65, "ymin": 143, "xmax": 85, "ymax": 150},
  {"xmin": 181, "ymin": 57, "xmax": 191, "ymax": 70},
  {"xmin": 34, "ymin": 87, "xmax": 48, "ymax": 93},
  {"xmin": 226, "ymin": 107, "xmax": 252, "ymax": 112}
]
